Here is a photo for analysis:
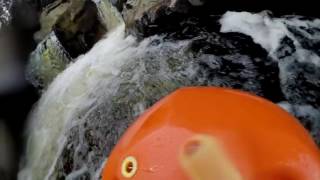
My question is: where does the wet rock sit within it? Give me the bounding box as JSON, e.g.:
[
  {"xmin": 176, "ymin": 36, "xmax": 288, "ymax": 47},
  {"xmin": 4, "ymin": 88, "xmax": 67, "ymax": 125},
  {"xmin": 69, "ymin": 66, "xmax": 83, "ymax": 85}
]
[
  {"xmin": 26, "ymin": 0, "xmax": 110, "ymax": 90},
  {"xmin": 123, "ymin": 0, "xmax": 320, "ymax": 40},
  {"xmin": 285, "ymin": 19, "xmax": 320, "ymax": 57},
  {"xmin": 219, "ymin": 11, "xmax": 320, "ymax": 107},
  {"xmin": 275, "ymin": 24, "xmax": 320, "ymax": 108},
  {"xmin": 129, "ymin": 9, "xmax": 284, "ymax": 102},
  {"xmin": 277, "ymin": 51, "xmax": 320, "ymax": 107},
  {"xmin": 219, "ymin": 11, "xmax": 320, "ymax": 146},
  {"xmin": 34, "ymin": 0, "xmax": 78, "ymax": 42},
  {"xmin": 122, "ymin": 0, "xmax": 193, "ymax": 38},
  {"xmin": 26, "ymin": 31, "xmax": 72, "ymax": 90},
  {"xmin": 54, "ymin": 0, "xmax": 106, "ymax": 58},
  {"xmin": 34, "ymin": 0, "xmax": 106, "ymax": 57}
]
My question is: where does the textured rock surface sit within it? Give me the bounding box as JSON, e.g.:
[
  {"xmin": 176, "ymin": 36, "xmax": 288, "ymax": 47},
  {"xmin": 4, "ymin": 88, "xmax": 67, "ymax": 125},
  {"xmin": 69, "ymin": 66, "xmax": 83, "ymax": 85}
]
[
  {"xmin": 25, "ymin": 0, "xmax": 110, "ymax": 90},
  {"xmin": 35, "ymin": 0, "xmax": 106, "ymax": 57},
  {"xmin": 26, "ymin": 31, "xmax": 72, "ymax": 90}
]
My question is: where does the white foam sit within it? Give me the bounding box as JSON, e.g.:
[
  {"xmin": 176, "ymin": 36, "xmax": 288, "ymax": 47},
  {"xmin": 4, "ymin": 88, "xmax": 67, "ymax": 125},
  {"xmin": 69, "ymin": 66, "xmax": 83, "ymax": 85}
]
[
  {"xmin": 220, "ymin": 11, "xmax": 288, "ymax": 53},
  {"xmin": 277, "ymin": 101, "xmax": 293, "ymax": 112},
  {"xmin": 19, "ymin": 25, "xmax": 142, "ymax": 180},
  {"xmin": 19, "ymin": 24, "xmax": 184, "ymax": 179}
]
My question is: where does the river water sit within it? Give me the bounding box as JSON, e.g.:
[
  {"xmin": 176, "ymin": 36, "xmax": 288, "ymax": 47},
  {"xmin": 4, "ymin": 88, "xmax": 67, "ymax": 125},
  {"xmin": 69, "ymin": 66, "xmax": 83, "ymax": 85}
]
[{"xmin": 1, "ymin": 1, "xmax": 319, "ymax": 180}]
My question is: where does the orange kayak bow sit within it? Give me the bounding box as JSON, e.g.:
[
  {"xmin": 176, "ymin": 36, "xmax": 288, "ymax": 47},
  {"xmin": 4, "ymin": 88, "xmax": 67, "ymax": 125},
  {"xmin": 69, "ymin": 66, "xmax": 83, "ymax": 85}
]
[{"xmin": 102, "ymin": 87, "xmax": 320, "ymax": 180}]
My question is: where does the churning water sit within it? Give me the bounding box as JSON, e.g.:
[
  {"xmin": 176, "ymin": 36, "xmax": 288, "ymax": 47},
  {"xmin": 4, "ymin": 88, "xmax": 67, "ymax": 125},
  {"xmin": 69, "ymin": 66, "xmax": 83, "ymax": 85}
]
[{"xmin": 17, "ymin": 7, "xmax": 320, "ymax": 180}]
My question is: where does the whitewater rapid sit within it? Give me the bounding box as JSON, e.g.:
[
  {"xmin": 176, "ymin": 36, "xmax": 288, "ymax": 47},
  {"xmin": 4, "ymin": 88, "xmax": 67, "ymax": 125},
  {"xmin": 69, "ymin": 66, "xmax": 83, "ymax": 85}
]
[
  {"xmin": 19, "ymin": 23, "xmax": 194, "ymax": 179},
  {"xmin": 19, "ymin": 25, "xmax": 136, "ymax": 179},
  {"xmin": 220, "ymin": 11, "xmax": 320, "ymax": 66},
  {"xmin": 19, "ymin": 10, "xmax": 320, "ymax": 180}
]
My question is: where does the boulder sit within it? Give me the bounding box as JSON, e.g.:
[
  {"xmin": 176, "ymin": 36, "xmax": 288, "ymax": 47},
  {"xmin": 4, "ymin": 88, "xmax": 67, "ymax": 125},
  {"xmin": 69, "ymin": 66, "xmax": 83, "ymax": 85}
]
[
  {"xmin": 34, "ymin": 0, "xmax": 106, "ymax": 57},
  {"xmin": 26, "ymin": 31, "xmax": 72, "ymax": 90},
  {"xmin": 26, "ymin": 0, "xmax": 110, "ymax": 90}
]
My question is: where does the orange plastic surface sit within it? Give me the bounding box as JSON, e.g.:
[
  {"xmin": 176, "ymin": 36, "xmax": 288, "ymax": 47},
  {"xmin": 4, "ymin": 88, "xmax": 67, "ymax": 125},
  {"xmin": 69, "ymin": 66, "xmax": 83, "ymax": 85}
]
[{"xmin": 102, "ymin": 87, "xmax": 320, "ymax": 180}]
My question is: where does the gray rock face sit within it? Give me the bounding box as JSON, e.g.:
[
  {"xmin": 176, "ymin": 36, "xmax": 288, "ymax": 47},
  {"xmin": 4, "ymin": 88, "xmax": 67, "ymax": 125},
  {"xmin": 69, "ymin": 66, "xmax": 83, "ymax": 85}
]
[
  {"xmin": 25, "ymin": 0, "xmax": 112, "ymax": 90},
  {"xmin": 35, "ymin": 0, "xmax": 106, "ymax": 56}
]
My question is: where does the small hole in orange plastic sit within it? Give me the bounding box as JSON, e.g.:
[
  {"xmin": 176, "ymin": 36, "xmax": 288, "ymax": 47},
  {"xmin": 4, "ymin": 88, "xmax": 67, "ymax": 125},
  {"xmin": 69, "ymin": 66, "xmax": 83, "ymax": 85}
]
[
  {"xmin": 121, "ymin": 156, "xmax": 138, "ymax": 178},
  {"xmin": 126, "ymin": 161, "xmax": 133, "ymax": 173}
]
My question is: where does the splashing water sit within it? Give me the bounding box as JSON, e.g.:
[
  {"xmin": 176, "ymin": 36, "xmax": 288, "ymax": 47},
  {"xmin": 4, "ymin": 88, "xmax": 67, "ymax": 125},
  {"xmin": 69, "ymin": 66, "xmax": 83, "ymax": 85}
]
[
  {"xmin": 220, "ymin": 11, "xmax": 320, "ymax": 141},
  {"xmin": 19, "ymin": 9, "xmax": 320, "ymax": 180},
  {"xmin": 20, "ymin": 20, "xmax": 265, "ymax": 178},
  {"xmin": 19, "ymin": 25, "xmax": 135, "ymax": 179},
  {"xmin": 19, "ymin": 25, "xmax": 195, "ymax": 179}
]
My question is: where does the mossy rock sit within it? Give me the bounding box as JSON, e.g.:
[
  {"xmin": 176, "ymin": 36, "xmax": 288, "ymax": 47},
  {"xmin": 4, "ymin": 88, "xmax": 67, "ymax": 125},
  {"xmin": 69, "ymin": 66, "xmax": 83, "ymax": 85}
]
[{"xmin": 26, "ymin": 31, "xmax": 72, "ymax": 90}]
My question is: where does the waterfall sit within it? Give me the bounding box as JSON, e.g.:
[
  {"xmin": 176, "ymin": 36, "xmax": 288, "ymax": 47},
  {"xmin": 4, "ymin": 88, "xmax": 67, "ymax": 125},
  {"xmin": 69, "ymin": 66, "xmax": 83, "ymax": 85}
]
[
  {"xmin": 19, "ymin": 25, "xmax": 134, "ymax": 179},
  {"xmin": 19, "ymin": 23, "xmax": 194, "ymax": 179}
]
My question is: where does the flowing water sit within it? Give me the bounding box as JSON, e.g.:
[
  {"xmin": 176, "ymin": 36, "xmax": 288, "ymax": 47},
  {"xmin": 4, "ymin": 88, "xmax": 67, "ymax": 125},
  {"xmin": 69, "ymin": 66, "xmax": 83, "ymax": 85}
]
[
  {"xmin": 19, "ymin": 25, "xmax": 198, "ymax": 179},
  {"xmin": 14, "ymin": 2, "xmax": 320, "ymax": 180}
]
